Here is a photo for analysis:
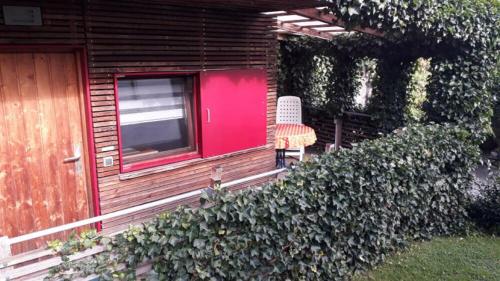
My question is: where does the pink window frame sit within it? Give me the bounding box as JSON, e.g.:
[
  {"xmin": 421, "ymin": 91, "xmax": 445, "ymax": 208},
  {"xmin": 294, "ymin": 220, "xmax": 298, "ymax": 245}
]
[{"xmin": 113, "ymin": 72, "xmax": 202, "ymax": 173}]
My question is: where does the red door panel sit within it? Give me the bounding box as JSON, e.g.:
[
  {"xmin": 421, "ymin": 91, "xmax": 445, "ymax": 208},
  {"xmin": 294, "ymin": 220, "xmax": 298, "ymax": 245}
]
[{"xmin": 200, "ymin": 69, "xmax": 267, "ymax": 157}]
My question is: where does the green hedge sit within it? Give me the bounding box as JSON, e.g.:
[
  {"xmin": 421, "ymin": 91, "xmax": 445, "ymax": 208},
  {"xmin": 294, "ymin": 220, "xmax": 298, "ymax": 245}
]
[{"xmin": 48, "ymin": 124, "xmax": 480, "ymax": 280}]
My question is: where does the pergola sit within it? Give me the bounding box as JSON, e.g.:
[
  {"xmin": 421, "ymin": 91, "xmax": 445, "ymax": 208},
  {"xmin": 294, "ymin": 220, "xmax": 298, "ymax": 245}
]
[
  {"xmin": 164, "ymin": 0, "xmax": 382, "ymax": 40},
  {"xmin": 268, "ymin": 8, "xmax": 382, "ymax": 40}
]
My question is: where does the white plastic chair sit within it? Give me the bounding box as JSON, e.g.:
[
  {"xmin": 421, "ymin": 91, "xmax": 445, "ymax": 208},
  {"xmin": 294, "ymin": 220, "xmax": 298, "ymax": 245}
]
[{"xmin": 276, "ymin": 96, "xmax": 305, "ymax": 161}]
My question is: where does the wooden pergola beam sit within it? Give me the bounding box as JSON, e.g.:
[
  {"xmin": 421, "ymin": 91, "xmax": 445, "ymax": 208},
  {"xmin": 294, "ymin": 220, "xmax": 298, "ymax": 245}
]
[
  {"xmin": 290, "ymin": 8, "xmax": 384, "ymax": 37},
  {"xmin": 314, "ymin": 26, "xmax": 345, "ymax": 31},
  {"xmin": 327, "ymin": 29, "xmax": 349, "ymax": 33},
  {"xmin": 284, "ymin": 19, "xmax": 317, "ymax": 24},
  {"xmin": 298, "ymin": 23, "xmax": 330, "ymax": 28},
  {"xmin": 277, "ymin": 21, "xmax": 333, "ymax": 40}
]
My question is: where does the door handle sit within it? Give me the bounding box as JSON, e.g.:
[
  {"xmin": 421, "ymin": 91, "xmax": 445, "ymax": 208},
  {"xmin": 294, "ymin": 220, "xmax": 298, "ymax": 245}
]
[
  {"xmin": 206, "ymin": 108, "xmax": 211, "ymax": 123},
  {"xmin": 64, "ymin": 145, "xmax": 81, "ymax": 163},
  {"xmin": 63, "ymin": 155, "xmax": 81, "ymax": 163}
]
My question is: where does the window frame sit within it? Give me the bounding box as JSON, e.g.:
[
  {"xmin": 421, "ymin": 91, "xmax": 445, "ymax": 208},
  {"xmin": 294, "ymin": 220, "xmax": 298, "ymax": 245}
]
[{"xmin": 114, "ymin": 72, "xmax": 201, "ymax": 173}]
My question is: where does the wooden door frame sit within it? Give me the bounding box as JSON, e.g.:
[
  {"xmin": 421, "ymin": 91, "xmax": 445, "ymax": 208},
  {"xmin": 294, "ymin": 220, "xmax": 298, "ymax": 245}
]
[{"xmin": 0, "ymin": 45, "xmax": 102, "ymax": 230}]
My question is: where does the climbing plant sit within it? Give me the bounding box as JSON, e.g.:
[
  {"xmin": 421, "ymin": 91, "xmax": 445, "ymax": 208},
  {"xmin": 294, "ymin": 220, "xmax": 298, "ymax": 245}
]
[
  {"xmin": 405, "ymin": 58, "xmax": 430, "ymax": 123},
  {"xmin": 326, "ymin": 0, "xmax": 499, "ymax": 141},
  {"xmin": 278, "ymin": 37, "xmax": 361, "ymax": 117},
  {"xmin": 278, "ymin": 38, "xmax": 330, "ymax": 109},
  {"xmin": 280, "ymin": 1, "xmax": 499, "ymax": 140},
  {"xmin": 366, "ymin": 57, "xmax": 430, "ymax": 130},
  {"xmin": 366, "ymin": 58, "xmax": 414, "ymax": 132},
  {"xmin": 355, "ymin": 58, "xmax": 377, "ymax": 110}
]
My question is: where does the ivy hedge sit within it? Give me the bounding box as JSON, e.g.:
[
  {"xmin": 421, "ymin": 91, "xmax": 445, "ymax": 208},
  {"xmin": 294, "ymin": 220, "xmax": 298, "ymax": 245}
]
[{"xmin": 48, "ymin": 124, "xmax": 479, "ymax": 280}]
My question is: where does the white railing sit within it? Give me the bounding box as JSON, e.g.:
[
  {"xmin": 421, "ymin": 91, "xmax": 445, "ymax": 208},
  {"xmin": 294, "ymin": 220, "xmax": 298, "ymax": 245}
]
[{"xmin": 0, "ymin": 168, "xmax": 286, "ymax": 280}]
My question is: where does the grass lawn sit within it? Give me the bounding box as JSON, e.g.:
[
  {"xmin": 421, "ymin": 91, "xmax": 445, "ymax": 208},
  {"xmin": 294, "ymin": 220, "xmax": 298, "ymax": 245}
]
[{"xmin": 354, "ymin": 235, "xmax": 500, "ymax": 281}]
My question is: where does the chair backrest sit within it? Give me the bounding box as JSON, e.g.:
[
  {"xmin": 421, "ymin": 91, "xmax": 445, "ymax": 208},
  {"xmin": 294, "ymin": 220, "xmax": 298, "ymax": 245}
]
[{"xmin": 276, "ymin": 96, "xmax": 302, "ymax": 124}]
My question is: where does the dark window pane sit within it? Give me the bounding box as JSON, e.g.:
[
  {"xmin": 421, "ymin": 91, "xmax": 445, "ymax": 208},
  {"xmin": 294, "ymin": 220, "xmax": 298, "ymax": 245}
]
[{"xmin": 117, "ymin": 76, "xmax": 195, "ymax": 164}]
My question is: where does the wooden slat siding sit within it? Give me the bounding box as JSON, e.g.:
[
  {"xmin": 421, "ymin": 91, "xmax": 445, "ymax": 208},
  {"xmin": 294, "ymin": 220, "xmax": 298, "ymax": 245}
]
[
  {"xmin": 86, "ymin": 1, "xmax": 278, "ymax": 230},
  {"xmin": 266, "ymin": 20, "xmax": 279, "ymax": 145},
  {"xmin": 303, "ymin": 109, "xmax": 336, "ymax": 150},
  {"xmin": 100, "ymin": 199, "xmax": 209, "ymax": 235},
  {"xmin": 100, "ymin": 152, "xmax": 276, "ymax": 211},
  {"xmin": 129, "ymin": 0, "xmax": 320, "ymax": 12},
  {"xmin": 303, "ymin": 108, "xmax": 379, "ymax": 149},
  {"xmin": 341, "ymin": 114, "xmax": 379, "ymax": 148},
  {"xmin": 102, "ymin": 174, "xmax": 277, "ymax": 235},
  {"xmin": 87, "ymin": 0, "xmax": 277, "ymax": 230},
  {"xmin": 98, "ymin": 150, "xmax": 274, "ymax": 195},
  {"xmin": 0, "ymin": 0, "xmax": 279, "ymax": 233},
  {"xmin": 100, "ymin": 153, "xmax": 275, "ymax": 214}
]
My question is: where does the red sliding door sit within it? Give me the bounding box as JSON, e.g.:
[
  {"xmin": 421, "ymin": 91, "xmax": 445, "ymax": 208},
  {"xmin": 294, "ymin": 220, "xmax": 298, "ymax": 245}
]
[{"xmin": 200, "ymin": 69, "xmax": 267, "ymax": 158}]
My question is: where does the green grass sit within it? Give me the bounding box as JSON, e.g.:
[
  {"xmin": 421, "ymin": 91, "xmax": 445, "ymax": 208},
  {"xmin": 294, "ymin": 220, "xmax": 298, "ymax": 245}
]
[{"xmin": 353, "ymin": 235, "xmax": 500, "ymax": 281}]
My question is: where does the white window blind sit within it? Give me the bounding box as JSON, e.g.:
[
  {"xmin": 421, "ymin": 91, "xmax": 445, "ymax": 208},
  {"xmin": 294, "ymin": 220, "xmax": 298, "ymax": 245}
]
[{"xmin": 118, "ymin": 78, "xmax": 188, "ymax": 125}]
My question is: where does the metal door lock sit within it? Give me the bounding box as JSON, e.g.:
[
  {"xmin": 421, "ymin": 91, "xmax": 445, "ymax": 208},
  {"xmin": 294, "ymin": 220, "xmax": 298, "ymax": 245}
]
[{"xmin": 64, "ymin": 144, "xmax": 81, "ymax": 163}]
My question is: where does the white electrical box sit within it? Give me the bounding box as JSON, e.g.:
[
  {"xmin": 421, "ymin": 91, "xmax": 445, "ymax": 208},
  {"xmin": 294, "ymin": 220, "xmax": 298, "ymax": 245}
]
[{"xmin": 103, "ymin": 156, "xmax": 114, "ymax": 167}]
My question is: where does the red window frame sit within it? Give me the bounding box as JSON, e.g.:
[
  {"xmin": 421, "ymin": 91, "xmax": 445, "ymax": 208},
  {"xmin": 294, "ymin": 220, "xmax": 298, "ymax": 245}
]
[{"xmin": 114, "ymin": 72, "xmax": 202, "ymax": 173}]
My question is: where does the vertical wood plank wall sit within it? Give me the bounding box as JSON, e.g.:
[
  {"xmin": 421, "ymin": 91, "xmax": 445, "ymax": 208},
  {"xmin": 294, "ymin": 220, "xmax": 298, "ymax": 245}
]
[
  {"xmin": 0, "ymin": 0, "xmax": 278, "ymax": 233},
  {"xmin": 0, "ymin": 52, "xmax": 92, "ymax": 252}
]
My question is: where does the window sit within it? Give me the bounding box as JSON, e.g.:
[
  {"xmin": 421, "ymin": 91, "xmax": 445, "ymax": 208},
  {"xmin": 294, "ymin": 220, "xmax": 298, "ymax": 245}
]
[
  {"xmin": 116, "ymin": 74, "xmax": 199, "ymax": 172},
  {"xmin": 115, "ymin": 69, "xmax": 268, "ymax": 173}
]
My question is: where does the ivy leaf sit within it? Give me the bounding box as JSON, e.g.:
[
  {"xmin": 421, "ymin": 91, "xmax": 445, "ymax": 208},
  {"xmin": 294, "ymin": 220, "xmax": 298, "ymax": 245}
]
[
  {"xmin": 193, "ymin": 239, "xmax": 206, "ymax": 249},
  {"xmin": 348, "ymin": 7, "xmax": 359, "ymax": 16}
]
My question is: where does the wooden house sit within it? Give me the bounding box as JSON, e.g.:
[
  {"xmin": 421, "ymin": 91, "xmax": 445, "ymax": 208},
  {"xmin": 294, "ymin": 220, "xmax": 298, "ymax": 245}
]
[{"xmin": 0, "ymin": 0, "xmax": 323, "ymax": 253}]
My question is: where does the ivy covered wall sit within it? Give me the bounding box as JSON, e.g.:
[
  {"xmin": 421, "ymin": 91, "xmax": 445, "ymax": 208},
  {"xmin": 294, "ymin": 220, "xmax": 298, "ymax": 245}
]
[
  {"xmin": 279, "ymin": 0, "xmax": 499, "ymax": 141},
  {"xmin": 278, "ymin": 38, "xmax": 361, "ymax": 117}
]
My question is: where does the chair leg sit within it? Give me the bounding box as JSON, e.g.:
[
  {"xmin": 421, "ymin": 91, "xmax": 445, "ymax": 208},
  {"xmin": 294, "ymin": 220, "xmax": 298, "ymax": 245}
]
[{"xmin": 276, "ymin": 149, "xmax": 286, "ymax": 168}]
